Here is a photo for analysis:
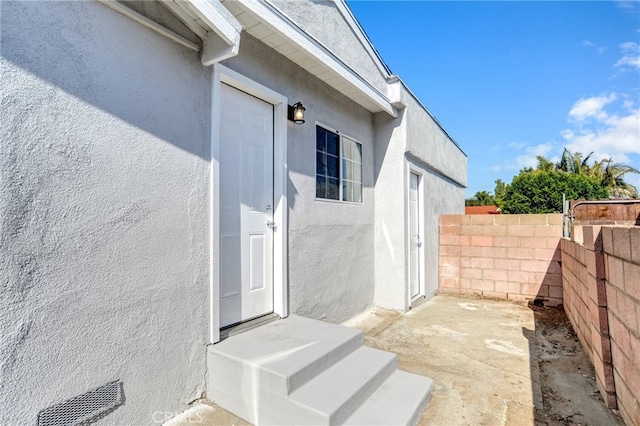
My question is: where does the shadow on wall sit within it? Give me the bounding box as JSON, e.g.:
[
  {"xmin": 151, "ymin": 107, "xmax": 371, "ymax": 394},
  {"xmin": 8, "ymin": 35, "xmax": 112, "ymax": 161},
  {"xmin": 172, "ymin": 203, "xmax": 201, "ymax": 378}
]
[
  {"xmin": 1, "ymin": 1, "xmax": 211, "ymax": 160},
  {"xmin": 372, "ymin": 109, "xmax": 404, "ymax": 186},
  {"xmin": 533, "ymin": 240, "xmax": 563, "ymax": 307}
]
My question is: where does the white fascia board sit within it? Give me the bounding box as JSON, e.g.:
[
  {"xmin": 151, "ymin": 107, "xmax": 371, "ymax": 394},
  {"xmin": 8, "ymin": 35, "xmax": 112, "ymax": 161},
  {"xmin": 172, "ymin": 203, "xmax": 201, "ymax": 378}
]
[
  {"xmin": 238, "ymin": 0, "xmax": 396, "ymax": 117},
  {"xmin": 202, "ymin": 32, "xmax": 240, "ymax": 65},
  {"xmin": 333, "ymin": 0, "xmax": 393, "ymax": 78},
  {"xmin": 387, "ymin": 75, "xmax": 404, "ymax": 109},
  {"xmin": 187, "ymin": 0, "xmax": 242, "ymax": 46}
]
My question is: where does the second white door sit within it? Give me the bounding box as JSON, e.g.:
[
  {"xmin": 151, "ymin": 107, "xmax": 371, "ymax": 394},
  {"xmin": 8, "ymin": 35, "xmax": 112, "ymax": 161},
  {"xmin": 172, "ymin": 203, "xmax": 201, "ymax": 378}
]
[{"xmin": 409, "ymin": 172, "xmax": 422, "ymax": 302}]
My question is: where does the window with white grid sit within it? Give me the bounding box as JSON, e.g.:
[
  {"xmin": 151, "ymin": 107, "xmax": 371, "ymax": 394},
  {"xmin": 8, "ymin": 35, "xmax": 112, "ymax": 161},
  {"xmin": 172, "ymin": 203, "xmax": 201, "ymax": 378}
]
[{"xmin": 316, "ymin": 125, "xmax": 362, "ymax": 203}]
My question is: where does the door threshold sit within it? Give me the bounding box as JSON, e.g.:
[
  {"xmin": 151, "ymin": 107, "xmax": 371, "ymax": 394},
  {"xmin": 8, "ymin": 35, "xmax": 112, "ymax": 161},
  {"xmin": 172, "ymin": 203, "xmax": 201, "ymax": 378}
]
[
  {"xmin": 219, "ymin": 313, "xmax": 281, "ymax": 341},
  {"xmin": 410, "ymin": 295, "xmax": 426, "ymax": 309}
]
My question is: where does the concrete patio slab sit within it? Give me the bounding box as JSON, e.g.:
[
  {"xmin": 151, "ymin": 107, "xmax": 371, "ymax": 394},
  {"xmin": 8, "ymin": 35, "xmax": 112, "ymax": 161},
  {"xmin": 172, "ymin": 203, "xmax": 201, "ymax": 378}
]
[{"xmin": 168, "ymin": 294, "xmax": 622, "ymax": 425}]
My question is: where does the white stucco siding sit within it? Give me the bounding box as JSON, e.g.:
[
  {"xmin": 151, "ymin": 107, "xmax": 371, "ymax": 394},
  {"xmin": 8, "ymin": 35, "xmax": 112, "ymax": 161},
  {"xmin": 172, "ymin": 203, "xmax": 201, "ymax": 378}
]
[
  {"xmin": 372, "ymin": 111, "xmax": 408, "ymax": 310},
  {"xmin": 403, "ymin": 93, "xmax": 468, "ymax": 189},
  {"xmin": 1, "ymin": 2, "xmax": 210, "ymax": 424},
  {"xmin": 268, "ymin": 0, "xmax": 390, "ymax": 97},
  {"xmin": 420, "ymin": 168, "xmax": 465, "ymax": 298},
  {"xmin": 373, "ymin": 93, "xmax": 466, "ymax": 311},
  {"xmin": 221, "ymin": 34, "xmax": 376, "ymax": 323}
]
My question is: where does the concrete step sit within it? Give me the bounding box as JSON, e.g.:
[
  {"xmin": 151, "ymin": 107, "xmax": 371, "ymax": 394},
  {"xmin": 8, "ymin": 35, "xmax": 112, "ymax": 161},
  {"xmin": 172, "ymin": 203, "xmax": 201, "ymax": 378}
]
[
  {"xmin": 207, "ymin": 315, "xmax": 434, "ymax": 425},
  {"xmin": 344, "ymin": 370, "xmax": 435, "ymax": 426},
  {"xmin": 208, "ymin": 315, "xmax": 364, "ymax": 395},
  {"xmin": 288, "ymin": 347, "xmax": 398, "ymax": 425}
]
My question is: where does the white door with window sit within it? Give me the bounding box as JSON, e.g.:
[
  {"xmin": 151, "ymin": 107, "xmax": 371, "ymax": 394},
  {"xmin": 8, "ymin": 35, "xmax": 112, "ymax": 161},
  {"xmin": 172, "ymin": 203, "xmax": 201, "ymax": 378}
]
[
  {"xmin": 219, "ymin": 83, "xmax": 274, "ymax": 327},
  {"xmin": 409, "ymin": 172, "xmax": 422, "ymax": 303}
]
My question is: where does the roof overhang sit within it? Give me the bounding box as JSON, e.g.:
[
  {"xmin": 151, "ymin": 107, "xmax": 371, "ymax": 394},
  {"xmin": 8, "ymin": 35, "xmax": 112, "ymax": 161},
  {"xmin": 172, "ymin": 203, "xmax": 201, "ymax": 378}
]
[
  {"xmin": 101, "ymin": 0, "xmax": 396, "ymax": 116},
  {"xmin": 219, "ymin": 0, "xmax": 396, "ymax": 116},
  {"xmin": 162, "ymin": 0, "xmax": 243, "ymax": 64}
]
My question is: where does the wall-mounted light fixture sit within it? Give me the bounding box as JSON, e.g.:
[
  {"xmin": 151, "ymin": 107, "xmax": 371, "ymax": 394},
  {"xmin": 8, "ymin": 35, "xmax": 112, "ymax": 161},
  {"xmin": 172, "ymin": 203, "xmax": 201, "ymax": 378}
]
[{"xmin": 288, "ymin": 102, "xmax": 305, "ymax": 124}]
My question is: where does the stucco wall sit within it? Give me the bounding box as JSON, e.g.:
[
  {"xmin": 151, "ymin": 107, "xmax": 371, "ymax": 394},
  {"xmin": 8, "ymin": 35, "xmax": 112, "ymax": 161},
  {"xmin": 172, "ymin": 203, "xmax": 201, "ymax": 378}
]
[
  {"xmin": 1, "ymin": 1, "xmax": 210, "ymax": 424},
  {"xmin": 2, "ymin": 1, "xmax": 469, "ymax": 423},
  {"xmin": 222, "ymin": 34, "xmax": 376, "ymax": 323},
  {"xmin": 268, "ymin": 0, "xmax": 389, "ymax": 96},
  {"xmin": 373, "ymin": 97, "xmax": 466, "ymax": 311},
  {"xmin": 403, "ymin": 91, "xmax": 467, "ymax": 189},
  {"xmin": 372, "ymin": 111, "xmax": 408, "ymax": 310},
  {"xmin": 421, "ymin": 169, "xmax": 465, "ymax": 298}
]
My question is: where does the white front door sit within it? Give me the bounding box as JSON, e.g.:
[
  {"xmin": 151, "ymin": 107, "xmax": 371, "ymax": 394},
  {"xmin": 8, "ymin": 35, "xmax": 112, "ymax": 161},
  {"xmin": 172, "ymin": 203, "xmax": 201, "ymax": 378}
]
[
  {"xmin": 219, "ymin": 83, "xmax": 274, "ymax": 327},
  {"xmin": 409, "ymin": 172, "xmax": 421, "ymax": 302}
]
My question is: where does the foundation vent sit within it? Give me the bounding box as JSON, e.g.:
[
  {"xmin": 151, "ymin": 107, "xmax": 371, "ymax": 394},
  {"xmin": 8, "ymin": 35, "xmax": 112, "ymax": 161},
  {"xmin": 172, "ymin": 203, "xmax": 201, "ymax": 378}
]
[{"xmin": 36, "ymin": 380, "xmax": 125, "ymax": 426}]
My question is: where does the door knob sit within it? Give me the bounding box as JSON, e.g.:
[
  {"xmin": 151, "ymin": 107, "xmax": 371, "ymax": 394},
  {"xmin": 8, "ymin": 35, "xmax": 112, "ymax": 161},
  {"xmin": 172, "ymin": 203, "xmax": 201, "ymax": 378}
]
[{"xmin": 266, "ymin": 220, "xmax": 276, "ymax": 230}]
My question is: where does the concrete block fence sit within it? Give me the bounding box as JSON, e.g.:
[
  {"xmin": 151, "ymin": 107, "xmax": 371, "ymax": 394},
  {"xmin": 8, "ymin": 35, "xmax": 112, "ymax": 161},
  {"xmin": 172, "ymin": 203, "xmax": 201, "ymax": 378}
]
[
  {"xmin": 563, "ymin": 225, "xmax": 640, "ymax": 425},
  {"xmin": 439, "ymin": 214, "xmax": 563, "ymax": 305},
  {"xmin": 561, "ymin": 227, "xmax": 616, "ymax": 408},
  {"xmin": 602, "ymin": 226, "xmax": 640, "ymax": 425},
  {"xmin": 439, "ymin": 216, "xmax": 640, "ymax": 426}
]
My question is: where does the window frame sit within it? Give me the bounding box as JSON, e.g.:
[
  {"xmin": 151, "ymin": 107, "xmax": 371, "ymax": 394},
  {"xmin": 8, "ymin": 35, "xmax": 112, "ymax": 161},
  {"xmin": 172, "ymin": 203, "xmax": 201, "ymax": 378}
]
[{"xmin": 315, "ymin": 122, "xmax": 363, "ymax": 204}]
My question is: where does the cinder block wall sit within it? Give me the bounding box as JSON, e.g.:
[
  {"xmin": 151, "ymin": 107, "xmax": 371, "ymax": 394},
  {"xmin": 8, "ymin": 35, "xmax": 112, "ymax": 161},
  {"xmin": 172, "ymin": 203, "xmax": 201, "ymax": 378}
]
[
  {"xmin": 439, "ymin": 215, "xmax": 640, "ymax": 424},
  {"xmin": 561, "ymin": 225, "xmax": 640, "ymax": 426},
  {"xmin": 602, "ymin": 226, "xmax": 640, "ymax": 426},
  {"xmin": 439, "ymin": 214, "xmax": 563, "ymax": 305},
  {"xmin": 561, "ymin": 226, "xmax": 616, "ymax": 408}
]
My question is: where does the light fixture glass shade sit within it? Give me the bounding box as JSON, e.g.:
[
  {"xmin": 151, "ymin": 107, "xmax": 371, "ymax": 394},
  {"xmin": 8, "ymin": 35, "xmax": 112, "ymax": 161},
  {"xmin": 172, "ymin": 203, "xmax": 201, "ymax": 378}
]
[{"xmin": 292, "ymin": 102, "xmax": 305, "ymax": 124}]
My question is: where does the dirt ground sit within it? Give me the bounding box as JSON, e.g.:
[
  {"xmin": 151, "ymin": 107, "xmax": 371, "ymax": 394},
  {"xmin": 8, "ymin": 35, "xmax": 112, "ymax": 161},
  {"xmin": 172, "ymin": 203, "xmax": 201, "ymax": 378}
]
[
  {"xmin": 527, "ymin": 304, "xmax": 624, "ymax": 426},
  {"xmin": 169, "ymin": 295, "xmax": 624, "ymax": 425}
]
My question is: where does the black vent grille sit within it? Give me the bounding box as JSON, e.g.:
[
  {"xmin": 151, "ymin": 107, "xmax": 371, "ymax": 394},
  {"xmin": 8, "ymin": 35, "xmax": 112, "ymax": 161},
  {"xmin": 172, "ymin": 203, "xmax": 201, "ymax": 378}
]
[{"xmin": 36, "ymin": 380, "xmax": 125, "ymax": 426}]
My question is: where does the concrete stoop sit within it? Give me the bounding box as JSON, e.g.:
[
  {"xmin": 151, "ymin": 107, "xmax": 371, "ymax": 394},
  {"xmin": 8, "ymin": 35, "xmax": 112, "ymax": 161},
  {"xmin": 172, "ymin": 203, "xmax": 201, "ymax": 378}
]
[{"xmin": 207, "ymin": 315, "xmax": 434, "ymax": 425}]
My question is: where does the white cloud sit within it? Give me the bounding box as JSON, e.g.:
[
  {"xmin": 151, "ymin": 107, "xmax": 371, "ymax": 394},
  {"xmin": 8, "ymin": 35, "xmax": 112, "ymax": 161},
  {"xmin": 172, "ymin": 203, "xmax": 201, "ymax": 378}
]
[
  {"xmin": 560, "ymin": 129, "xmax": 574, "ymax": 140},
  {"xmin": 614, "ymin": 42, "xmax": 640, "ymax": 72},
  {"xmin": 615, "ymin": 0, "xmax": 638, "ymax": 15},
  {"xmin": 582, "ymin": 40, "xmax": 606, "ymax": 54},
  {"xmin": 561, "ymin": 94, "xmax": 640, "ymax": 164},
  {"xmin": 568, "ymin": 93, "xmax": 617, "ymax": 122},
  {"xmin": 620, "ymin": 41, "xmax": 640, "ymax": 52},
  {"xmin": 615, "ymin": 1, "xmax": 640, "ymax": 13},
  {"xmin": 507, "ymin": 141, "xmax": 528, "ymax": 150},
  {"xmin": 514, "ymin": 143, "xmax": 555, "ymax": 169},
  {"xmin": 490, "ymin": 142, "xmax": 555, "ymax": 171}
]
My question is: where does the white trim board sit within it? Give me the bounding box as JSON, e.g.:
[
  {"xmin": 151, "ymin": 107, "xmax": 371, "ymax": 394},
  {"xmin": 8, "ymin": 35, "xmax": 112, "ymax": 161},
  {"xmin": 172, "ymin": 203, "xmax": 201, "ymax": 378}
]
[
  {"xmin": 210, "ymin": 64, "xmax": 289, "ymax": 344},
  {"xmin": 228, "ymin": 0, "xmax": 396, "ymax": 117}
]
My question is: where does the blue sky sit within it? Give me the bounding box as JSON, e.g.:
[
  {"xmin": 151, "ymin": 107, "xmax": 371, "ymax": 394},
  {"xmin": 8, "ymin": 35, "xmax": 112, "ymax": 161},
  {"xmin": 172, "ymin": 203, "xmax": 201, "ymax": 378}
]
[{"xmin": 347, "ymin": 1, "xmax": 640, "ymax": 197}]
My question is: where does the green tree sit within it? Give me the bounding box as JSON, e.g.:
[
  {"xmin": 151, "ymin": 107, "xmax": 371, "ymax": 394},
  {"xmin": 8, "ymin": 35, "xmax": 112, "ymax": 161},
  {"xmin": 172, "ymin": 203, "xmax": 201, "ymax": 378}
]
[
  {"xmin": 473, "ymin": 149, "xmax": 637, "ymax": 213},
  {"xmin": 494, "ymin": 179, "xmax": 507, "ymax": 206},
  {"xmin": 536, "ymin": 156, "xmax": 555, "ymax": 172},
  {"xmin": 499, "ymin": 171, "xmax": 609, "ymax": 214},
  {"xmin": 465, "ymin": 190, "xmax": 496, "ymax": 206},
  {"xmin": 594, "ymin": 159, "xmax": 639, "ymax": 198},
  {"xmin": 556, "ymin": 149, "xmax": 594, "ymax": 175},
  {"xmin": 553, "ymin": 149, "xmax": 638, "ymax": 197}
]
